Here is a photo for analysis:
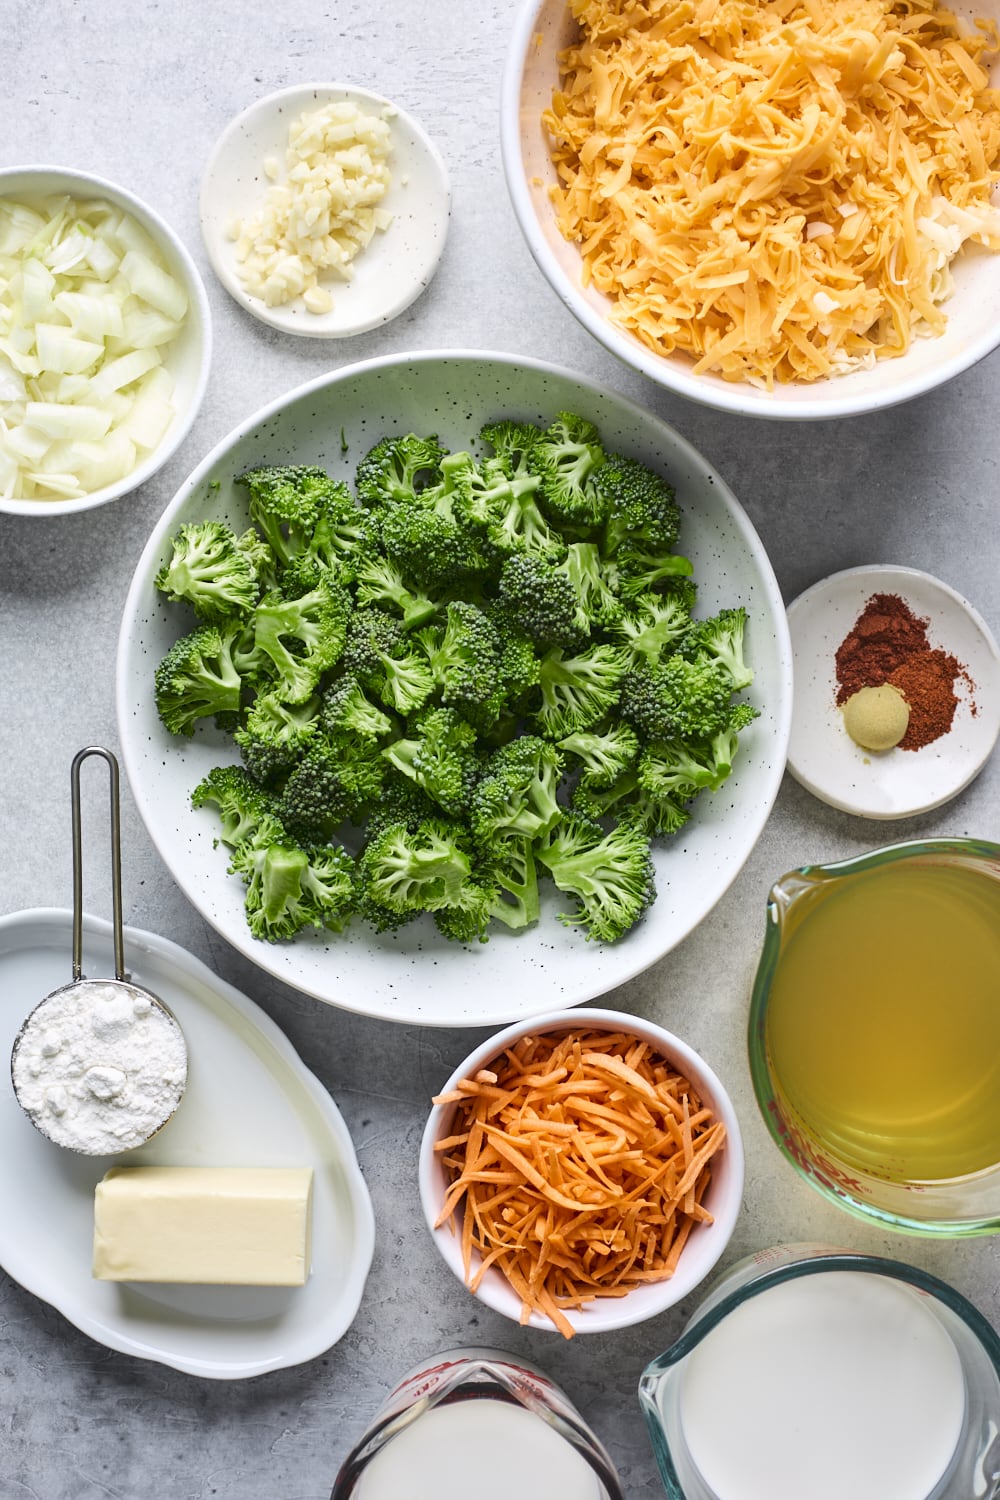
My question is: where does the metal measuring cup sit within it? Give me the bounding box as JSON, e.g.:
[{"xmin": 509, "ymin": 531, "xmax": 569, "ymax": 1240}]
[{"xmin": 10, "ymin": 746, "xmax": 188, "ymax": 1155}]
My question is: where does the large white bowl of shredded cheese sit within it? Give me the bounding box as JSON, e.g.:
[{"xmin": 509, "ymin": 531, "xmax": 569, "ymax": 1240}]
[
  {"xmin": 502, "ymin": 0, "xmax": 1000, "ymax": 420},
  {"xmin": 0, "ymin": 165, "xmax": 211, "ymax": 514}
]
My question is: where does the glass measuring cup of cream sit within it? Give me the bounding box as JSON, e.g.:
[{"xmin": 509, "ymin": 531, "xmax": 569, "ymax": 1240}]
[
  {"xmin": 330, "ymin": 1347, "xmax": 624, "ymax": 1500},
  {"xmin": 748, "ymin": 838, "xmax": 1000, "ymax": 1235},
  {"xmin": 639, "ymin": 1244, "xmax": 1000, "ymax": 1500}
]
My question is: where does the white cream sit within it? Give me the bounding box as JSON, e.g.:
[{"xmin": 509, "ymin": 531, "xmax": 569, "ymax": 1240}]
[{"xmin": 675, "ymin": 1271, "xmax": 966, "ymax": 1500}]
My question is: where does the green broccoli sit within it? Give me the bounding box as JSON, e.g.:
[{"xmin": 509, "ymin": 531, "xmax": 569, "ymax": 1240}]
[
  {"xmin": 253, "ymin": 577, "xmax": 352, "ymax": 703},
  {"xmin": 470, "ymin": 735, "xmax": 563, "ymax": 844},
  {"xmin": 236, "ymin": 465, "xmax": 339, "ymax": 569},
  {"xmin": 682, "ymin": 607, "xmax": 754, "ymax": 691},
  {"xmin": 528, "ymin": 412, "xmax": 608, "ymax": 533},
  {"xmin": 381, "ymin": 707, "xmax": 481, "ymax": 817},
  {"xmin": 597, "ymin": 451, "xmax": 682, "ymax": 558},
  {"xmin": 557, "ymin": 722, "xmax": 640, "ymax": 787},
  {"xmin": 610, "ymin": 589, "xmax": 695, "ymax": 665},
  {"xmin": 234, "ymin": 692, "xmax": 320, "ymax": 785},
  {"xmin": 618, "ymin": 655, "xmax": 735, "ymax": 741},
  {"xmin": 155, "ymin": 521, "xmax": 264, "ymax": 621},
  {"xmin": 154, "ymin": 624, "xmax": 247, "ymax": 735},
  {"xmin": 533, "ymin": 644, "xmax": 630, "ymax": 739},
  {"xmin": 570, "ymin": 769, "xmax": 692, "ymax": 839},
  {"xmin": 353, "ymin": 551, "xmax": 439, "ymax": 630},
  {"xmin": 358, "ymin": 818, "xmax": 473, "ymax": 915},
  {"xmin": 480, "ymin": 834, "xmax": 541, "ymax": 931},
  {"xmin": 228, "ymin": 834, "xmax": 355, "ymax": 941},
  {"xmin": 320, "ymin": 674, "xmax": 395, "ymax": 743},
  {"xmin": 536, "ymin": 813, "xmax": 655, "ymax": 942},
  {"xmin": 497, "ymin": 551, "xmax": 582, "ymax": 649},
  {"xmin": 432, "ymin": 878, "xmax": 497, "ymax": 944},
  {"xmin": 417, "ymin": 601, "xmax": 501, "ymax": 714},
  {"xmin": 355, "ymin": 433, "xmax": 448, "ymax": 507},
  {"xmin": 277, "ymin": 733, "xmax": 385, "ymax": 840},
  {"xmin": 191, "ymin": 765, "xmax": 285, "ymax": 848},
  {"xmin": 378, "ymin": 453, "xmax": 487, "ymax": 590}
]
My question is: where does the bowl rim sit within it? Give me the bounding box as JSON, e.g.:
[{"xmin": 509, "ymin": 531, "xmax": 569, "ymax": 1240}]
[
  {"xmin": 115, "ymin": 346, "xmax": 793, "ymax": 1025},
  {"xmin": 0, "ymin": 162, "xmax": 213, "ymax": 518},
  {"xmin": 198, "ymin": 81, "xmax": 451, "ymax": 339},
  {"xmin": 418, "ymin": 1006, "xmax": 746, "ymax": 1333},
  {"xmin": 499, "ymin": 0, "xmax": 1000, "ymax": 423}
]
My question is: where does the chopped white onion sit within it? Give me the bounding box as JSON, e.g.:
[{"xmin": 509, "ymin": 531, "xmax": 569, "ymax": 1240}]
[{"xmin": 0, "ymin": 191, "xmax": 188, "ymax": 501}]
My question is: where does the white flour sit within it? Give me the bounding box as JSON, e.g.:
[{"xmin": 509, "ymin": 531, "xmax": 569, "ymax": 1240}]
[{"xmin": 12, "ymin": 979, "xmax": 187, "ymax": 1153}]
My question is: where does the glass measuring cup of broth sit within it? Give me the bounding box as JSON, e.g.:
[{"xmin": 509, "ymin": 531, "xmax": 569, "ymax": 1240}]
[
  {"xmin": 748, "ymin": 838, "xmax": 1000, "ymax": 1235},
  {"xmin": 330, "ymin": 1347, "xmax": 624, "ymax": 1500},
  {"xmin": 639, "ymin": 1244, "xmax": 1000, "ymax": 1500}
]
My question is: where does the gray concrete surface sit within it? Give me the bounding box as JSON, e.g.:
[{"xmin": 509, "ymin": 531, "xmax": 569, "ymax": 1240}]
[{"xmin": 1, "ymin": 2, "xmax": 998, "ymax": 1496}]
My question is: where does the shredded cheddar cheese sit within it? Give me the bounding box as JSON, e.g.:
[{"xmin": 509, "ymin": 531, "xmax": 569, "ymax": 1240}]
[
  {"xmin": 433, "ymin": 1027, "xmax": 725, "ymax": 1337},
  {"xmin": 544, "ymin": 0, "xmax": 1000, "ymax": 385}
]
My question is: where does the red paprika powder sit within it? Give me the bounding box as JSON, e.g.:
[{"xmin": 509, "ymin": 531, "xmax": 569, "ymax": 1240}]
[{"xmin": 834, "ymin": 593, "xmax": 969, "ymax": 751}]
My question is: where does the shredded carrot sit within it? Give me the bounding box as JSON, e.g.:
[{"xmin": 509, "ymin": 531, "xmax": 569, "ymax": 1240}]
[
  {"xmin": 432, "ymin": 1027, "xmax": 726, "ymax": 1337},
  {"xmin": 544, "ymin": 0, "xmax": 1000, "ymax": 386}
]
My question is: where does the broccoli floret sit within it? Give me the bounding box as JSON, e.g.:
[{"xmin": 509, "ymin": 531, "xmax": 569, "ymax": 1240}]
[
  {"xmin": 417, "ymin": 601, "xmax": 501, "ymax": 713},
  {"xmin": 618, "ymin": 656, "xmax": 735, "ymax": 741},
  {"xmin": 682, "ymin": 607, "xmax": 754, "ymax": 692},
  {"xmin": 155, "ymin": 521, "xmax": 264, "ymax": 621},
  {"xmin": 597, "ymin": 452, "xmax": 682, "ymax": 558},
  {"xmin": 341, "ymin": 607, "xmax": 405, "ymax": 687},
  {"xmin": 358, "ymin": 818, "xmax": 472, "ymax": 915},
  {"xmin": 533, "ymin": 644, "xmax": 630, "ymax": 739},
  {"xmin": 236, "ymin": 465, "xmax": 338, "ymax": 569},
  {"xmin": 320, "ymin": 674, "xmax": 395, "ymax": 742},
  {"xmin": 253, "ymin": 577, "xmax": 351, "ymax": 703},
  {"xmin": 570, "ymin": 769, "xmax": 693, "ymax": 839},
  {"xmin": 365, "ymin": 768, "xmax": 440, "ymax": 836},
  {"xmin": 154, "ymin": 624, "xmax": 248, "ymax": 735},
  {"xmin": 480, "ymin": 834, "xmax": 541, "ymax": 931},
  {"xmin": 355, "ymin": 433, "xmax": 448, "ymax": 507},
  {"xmin": 432, "ymin": 878, "xmax": 497, "ymax": 943},
  {"xmin": 228, "ymin": 835, "xmax": 355, "ymax": 942},
  {"xmin": 497, "ymin": 551, "xmax": 582, "ymax": 649},
  {"xmin": 527, "ymin": 412, "xmax": 608, "ymax": 533},
  {"xmin": 557, "ymin": 723, "xmax": 640, "ymax": 787},
  {"xmin": 376, "ymin": 642, "xmax": 437, "ymax": 715},
  {"xmin": 191, "ymin": 765, "xmax": 285, "ymax": 848},
  {"xmin": 353, "ymin": 551, "xmax": 439, "ymax": 630},
  {"xmin": 470, "ymin": 736, "xmax": 563, "ymax": 844},
  {"xmin": 277, "ymin": 733, "xmax": 385, "ymax": 841},
  {"xmin": 479, "ymin": 419, "xmax": 544, "ymax": 477},
  {"xmin": 235, "ymin": 693, "xmax": 320, "ymax": 785},
  {"xmin": 381, "ymin": 707, "xmax": 481, "ymax": 817},
  {"xmin": 609, "ymin": 589, "xmax": 694, "ymax": 664},
  {"xmin": 614, "ymin": 543, "xmax": 695, "ymax": 600},
  {"xmin": 473, "ymin": 423, "xmax": 566, "ymax": 557},
  {"xmin": 637, "ymin": 740, "xmax": 722, "ymax": 800},
  {"xmin": 704, "ymin": 700, "xmax": 759, "ymax": 787},
  {"xmin": 557, "ymin": 541, "xmax": 623, "ymax": 630},
  {"xmin": 378, "ymin": 453, "xmax": 487, "ymax": 590},
  {"xmin": 536, "ymin": 813, "xmax": 655, "ymax": 942}
]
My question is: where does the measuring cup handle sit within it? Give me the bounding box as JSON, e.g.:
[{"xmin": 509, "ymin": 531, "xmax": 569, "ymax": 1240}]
[{"xmin": 71, "ymin": 747, "xmax": 126, "ymax": 983}]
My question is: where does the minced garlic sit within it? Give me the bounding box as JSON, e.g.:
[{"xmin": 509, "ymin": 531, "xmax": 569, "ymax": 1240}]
[{"xmin": 231, "ymin": 100, "xmax": 394, "ymax": 312}]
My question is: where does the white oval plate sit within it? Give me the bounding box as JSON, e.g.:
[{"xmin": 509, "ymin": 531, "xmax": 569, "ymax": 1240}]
[
  {"xmin": 0, "ymin": 908, "xmax": 374, "ymax": 1379},
  {"xmin": 787, "ymin": 565, "xmax": 1000, "ymax": 819},
  {"xmin": 200, "ymin": 83, "xmax": 450, "ymax": 337},
  {"xmin": 116, "ymin": 350, "xmax": 792, "ymax": 1027}
]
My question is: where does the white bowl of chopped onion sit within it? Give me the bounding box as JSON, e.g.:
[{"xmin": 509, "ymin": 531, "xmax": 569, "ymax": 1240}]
[
  {"xmin": 419, "ymin": 1008, "xmax": 744, "ymax": 1336},
  {"xmin": 502, "ymin": 0, "xmax": 1000, "ymax": 420},
  {"xmin": 0, "ymin": 165, "xmax": 211, "ymax": 514}
]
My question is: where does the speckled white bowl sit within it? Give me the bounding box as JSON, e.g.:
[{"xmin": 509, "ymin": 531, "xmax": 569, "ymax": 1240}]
[
  {"xmin": 0, "ymin": 164, "xmax": 211, "ymax": 517},
  {"xmin": 116, "ymin": 350, "xmax": 792, "ymax": 1026},
  {"xmin": 787, "ymin": 565, "xmax": 1000, "ymax": 818},
  {"xmin": 419, "ymin": 1008, "xmax": 745, "ymax": 1334},
  {"xmin": 200, "ymin": 83, "xmax": 450, "ymax": 338},
  {"xmin": 501, "ymin": 0, "xmax": 1000, "ymax": 421}
]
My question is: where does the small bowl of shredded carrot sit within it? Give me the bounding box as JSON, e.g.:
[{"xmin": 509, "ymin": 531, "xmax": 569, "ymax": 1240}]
[
  {"xmin": 502, "ymin": 0, "xmax": 1000, "ymax": 420},
  {"xmin": 419, "ymin": 1009, "xmax": 744, "ymax": 1337}
]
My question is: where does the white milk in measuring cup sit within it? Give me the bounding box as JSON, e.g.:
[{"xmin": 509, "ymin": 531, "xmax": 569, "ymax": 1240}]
[
  {"xmin": 639, "ymin": 1246, "xmax": 1000, "ymax": 1500},
  {"xmin": 330, "ymin": 1347, "xmax": 624, "ymax": 1500}
]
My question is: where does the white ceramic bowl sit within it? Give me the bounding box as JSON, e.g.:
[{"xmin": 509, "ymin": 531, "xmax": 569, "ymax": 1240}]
[
  {"xmin": 200, "ymin": 84, "xmax": 450, "ymax": 338},
  {"xmin": 0, "ymin": 165, "xmax": 211, "ymax": 517},
  {"xmin": 787, "ymin": 565, "xmax": 1000, "ymax": 818},
  {"xmin": 116, "ymin": 350, "xmax": 792, "ymax": 1027},
  {"xmin": 419, "ymin": 1008, "xmax": 745, "ymax": 1335},
  {"xmin": 501, "ymin": 0, "xmax": 1000, "ymax": 421}
]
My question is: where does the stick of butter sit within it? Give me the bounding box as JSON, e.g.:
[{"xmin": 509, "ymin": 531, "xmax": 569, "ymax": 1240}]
[{"xmin": 93, "ymin": 1166, "xmax": 313, "ymax": 1286}]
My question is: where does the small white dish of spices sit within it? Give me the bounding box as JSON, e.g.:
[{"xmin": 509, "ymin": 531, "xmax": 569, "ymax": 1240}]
[
  {"xmin": 200, "ymin": 83, "xmax": 450, "ymax": 338},
  {"xmin": 786, "ymin": 565, "xmax": 1000, "ymax": 819}
]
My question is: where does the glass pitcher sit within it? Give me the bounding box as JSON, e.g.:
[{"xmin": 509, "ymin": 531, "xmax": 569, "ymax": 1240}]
[
  {"xmin": 639, "ymin": 1244, "xmax": 1000, "ymax": 1500},
  {"xmin": 330, "ymin": 1347, "xmax": 625, "ymax": 1500},
  {"xmin": 748, "ymin": 838, "xmax": 1000, "ymax": 1235}
]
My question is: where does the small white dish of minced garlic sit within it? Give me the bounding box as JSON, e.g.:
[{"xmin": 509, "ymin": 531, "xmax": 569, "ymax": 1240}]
[{"xmin": 200, "ymin": 82, "xmax": 450, "ymax": 338}]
